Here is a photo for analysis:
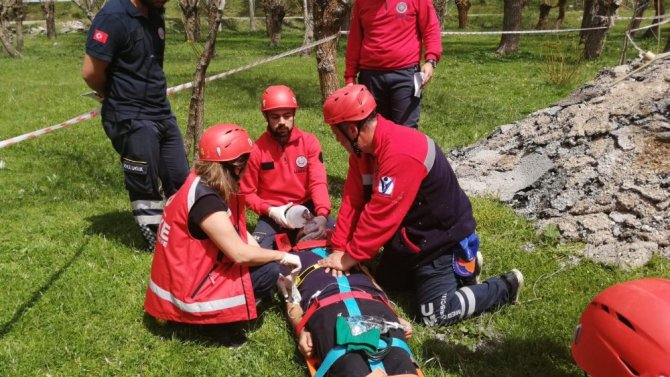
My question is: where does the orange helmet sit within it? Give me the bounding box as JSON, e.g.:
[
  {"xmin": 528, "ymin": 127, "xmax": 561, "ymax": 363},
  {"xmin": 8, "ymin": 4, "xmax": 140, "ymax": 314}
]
[
  {"xmin": 571, "ymin": 278, "xmax": 670, "ymax": 377},
  {"xmin": 323, "ymin": 85, "xmax": 376, "ymax": 125},
  {"xmin": 198, "ymin": 124, "xmax": 253, "ymax": 162},
  {"xmin": 260, "ymin": 85, "xmax": 298, "ymax": 112}
]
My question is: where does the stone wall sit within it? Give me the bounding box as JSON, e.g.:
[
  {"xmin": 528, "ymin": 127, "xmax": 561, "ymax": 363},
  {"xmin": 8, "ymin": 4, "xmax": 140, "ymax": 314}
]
[{"xmin": 451, "ymin": 57, "xmax": 670, "ymax": 269}]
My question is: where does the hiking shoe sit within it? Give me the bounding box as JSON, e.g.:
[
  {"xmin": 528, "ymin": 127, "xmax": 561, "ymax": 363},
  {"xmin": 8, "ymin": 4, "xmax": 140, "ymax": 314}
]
[
  {"xmin": 460, "ymin": 251, "xmax": 483, "ymax": 286},
  {"xmin": 502, "ymin": 269, "xmax": 524, "ymax": 304}
]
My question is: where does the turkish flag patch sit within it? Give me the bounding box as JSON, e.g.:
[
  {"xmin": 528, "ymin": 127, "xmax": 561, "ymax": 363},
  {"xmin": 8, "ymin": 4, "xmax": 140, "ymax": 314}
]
[{"xmin": 93, "ymin": 29, "xmax": 109, "ymax": 44}]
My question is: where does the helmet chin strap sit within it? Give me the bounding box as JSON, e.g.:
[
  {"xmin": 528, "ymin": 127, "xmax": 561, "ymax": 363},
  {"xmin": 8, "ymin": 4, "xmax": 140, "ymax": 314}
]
[{"xmin": 337, "ymin": 124, "xmax": 362, "ymax": 158}]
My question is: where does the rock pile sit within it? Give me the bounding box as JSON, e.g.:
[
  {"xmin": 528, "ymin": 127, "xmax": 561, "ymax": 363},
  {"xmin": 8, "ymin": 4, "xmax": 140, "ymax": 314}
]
[{"xmin": 451, "ymin": 56, "xmax": 670, "ymax": 269}]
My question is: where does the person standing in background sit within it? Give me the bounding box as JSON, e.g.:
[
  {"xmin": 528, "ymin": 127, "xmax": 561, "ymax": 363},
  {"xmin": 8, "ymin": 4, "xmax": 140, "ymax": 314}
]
[
  {"xmin": 82, "ymin": 0, "xmax": 189, "ymax": 250},
  {"xmin": 344, "ymin": 0, "xmax": 443, "ymax": 128}
]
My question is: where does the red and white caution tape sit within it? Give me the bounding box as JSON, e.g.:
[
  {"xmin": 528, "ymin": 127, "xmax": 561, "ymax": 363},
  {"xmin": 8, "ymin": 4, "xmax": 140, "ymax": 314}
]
[
  {"xmin": 0, "ymin": 33, "xmax": 341, "ymax": 150},
  {"xmin": 0, "ymin": 109, "xmax": 100, "ymax": 149}
]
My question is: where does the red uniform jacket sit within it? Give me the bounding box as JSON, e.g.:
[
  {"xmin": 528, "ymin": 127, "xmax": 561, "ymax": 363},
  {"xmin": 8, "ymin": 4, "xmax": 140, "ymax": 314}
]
[
  {"xmin": 345, "ymin": 0, "xmax": 443, "ymax": 84},
  {"xmin": 144, "ymin": 172, "xmax": 257, "ymax": 324},
  {"xmin": 331, "ymin": 116, "xmax": 476, "ymax": 261},
  {"xmin": 240, "ymin": 127, "xmax": 331, "ymax": 217}
]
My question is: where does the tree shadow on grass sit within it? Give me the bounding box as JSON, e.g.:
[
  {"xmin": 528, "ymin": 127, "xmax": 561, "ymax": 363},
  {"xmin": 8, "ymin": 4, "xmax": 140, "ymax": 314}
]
[
  {"xmin": 0, "ymin": 240, "xmax": 88, "ymax": 339},
  {"xmin": 420, "ymin": 336, "xmax": 578, "ymax": 377},
  {"xmin": 84, "ymin": 210, "xmax": 146, "ymax": 251}
]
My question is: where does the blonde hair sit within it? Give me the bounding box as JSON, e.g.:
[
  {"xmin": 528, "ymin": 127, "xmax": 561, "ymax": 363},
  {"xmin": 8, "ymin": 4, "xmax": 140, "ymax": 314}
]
[{"xmin": 193, "ymin": 159, "xmax": 238, "ymax": 202}]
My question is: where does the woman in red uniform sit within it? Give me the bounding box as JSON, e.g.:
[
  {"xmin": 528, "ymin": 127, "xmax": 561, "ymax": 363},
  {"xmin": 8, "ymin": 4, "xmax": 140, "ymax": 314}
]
[{"xmin": 144, "ymin": 124, "xmax": 301, "ymax": 327}]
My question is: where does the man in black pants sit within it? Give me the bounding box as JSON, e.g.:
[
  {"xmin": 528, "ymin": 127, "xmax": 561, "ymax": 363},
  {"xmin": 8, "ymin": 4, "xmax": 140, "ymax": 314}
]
[{"xmin": 82, "ymin": 0, "xmax": 189, "ymax": 250}]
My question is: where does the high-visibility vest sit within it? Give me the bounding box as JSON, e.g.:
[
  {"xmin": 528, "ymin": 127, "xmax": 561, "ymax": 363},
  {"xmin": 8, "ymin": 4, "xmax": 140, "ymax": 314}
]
[{"xmin": 144, "ymin": 172, "xmax": 257, "ymax": 324}]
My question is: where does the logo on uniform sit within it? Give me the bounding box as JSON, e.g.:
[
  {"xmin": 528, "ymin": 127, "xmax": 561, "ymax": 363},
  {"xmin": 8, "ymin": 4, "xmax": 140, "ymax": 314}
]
[
  {"xmin": 378, "ymin": 176, "xmax": 395, "ymax": 196},
  {"xmin": 296, "ymin": 155, "xmax": 307, "ymax": 168},
  {"xmin": 158, "ymin": 27, "xmax": 165, "ymax": 40},
  {"xmin": 93, "ymin": 29, "xmax": 108, "ymax": 44},
  {"xmin": 396, "ymin": 2, "xmax": 408, "ymax": 13}
]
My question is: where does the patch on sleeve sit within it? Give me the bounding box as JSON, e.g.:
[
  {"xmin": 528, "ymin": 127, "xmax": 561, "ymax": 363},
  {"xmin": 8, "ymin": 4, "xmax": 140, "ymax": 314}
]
[
  {"xmin": 93, "ymin": 29, "xmax": 109, "ymax": 44},
  {"xmin": 378, "ymin": 176, "xmax": 395, "ymax": 196}
]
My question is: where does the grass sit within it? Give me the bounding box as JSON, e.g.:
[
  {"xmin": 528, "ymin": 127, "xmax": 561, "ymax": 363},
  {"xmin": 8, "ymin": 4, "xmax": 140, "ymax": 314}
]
[{"xmin": 2, "ymin": 3, "xmax": 670, "ymax": 377}]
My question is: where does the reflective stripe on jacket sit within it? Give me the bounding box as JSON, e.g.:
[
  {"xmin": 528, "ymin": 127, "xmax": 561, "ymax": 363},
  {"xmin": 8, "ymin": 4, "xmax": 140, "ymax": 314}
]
[{"xmin": 144, "ymin": 172, "xmax": 257, "ymax": 324}]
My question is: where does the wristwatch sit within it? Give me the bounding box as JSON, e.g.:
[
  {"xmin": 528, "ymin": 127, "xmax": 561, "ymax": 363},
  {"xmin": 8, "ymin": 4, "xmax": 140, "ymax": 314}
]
[{"xmin": 426, "ymin": 59, "xmax": 437, "ymax": 69}]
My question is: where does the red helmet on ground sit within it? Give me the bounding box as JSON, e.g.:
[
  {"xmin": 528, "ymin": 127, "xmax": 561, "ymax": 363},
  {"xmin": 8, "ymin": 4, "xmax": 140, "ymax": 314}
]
[
  {"xmin": 198, "ymin": 124, "xmax": 253, "ymax": 162},
  {"xmin": 260, "ymin": 85, "xmax": 298, "ymax": 112},
  {"xmin": 571, "ymin": 278, "xmax": 670, "ymax": 377},
  {"xmin": 323, "ymin": 84, "xmax": 377, "ymax": 125}
]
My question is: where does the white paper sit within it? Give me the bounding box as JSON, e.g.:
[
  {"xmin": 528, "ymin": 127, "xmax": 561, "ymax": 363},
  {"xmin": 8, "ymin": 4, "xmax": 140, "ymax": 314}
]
[{"xmin": 413, "ymin": 72, "xmax": 425, "ymax": 98}]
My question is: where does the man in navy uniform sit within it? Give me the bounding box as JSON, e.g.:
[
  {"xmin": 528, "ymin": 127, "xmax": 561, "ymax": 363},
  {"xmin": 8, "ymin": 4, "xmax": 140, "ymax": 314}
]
[{"xmin": 82, "ymin": 0, "xmax": 189, "ymax": 250}]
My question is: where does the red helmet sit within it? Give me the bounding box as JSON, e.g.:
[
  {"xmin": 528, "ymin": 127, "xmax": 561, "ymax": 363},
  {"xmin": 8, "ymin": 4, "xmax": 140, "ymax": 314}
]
[
  {"xmin": 261, "ymin": 85, "xmax": 298, "ymax": 112},
  {"xmin": 323, "ymin": 84, "xmax": 376, "ymax": 125},
  {"xmin": 571, "ymin": 278, "xmax": 670, "ymax": 377},
  {"xmin": 198, "ymin": 124, "xmax": 253, "ymax": 162}
]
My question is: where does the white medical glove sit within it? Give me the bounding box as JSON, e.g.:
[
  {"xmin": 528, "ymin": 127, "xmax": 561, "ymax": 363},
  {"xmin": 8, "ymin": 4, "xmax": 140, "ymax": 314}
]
[
  {"xmin": 268, "ymin": 202, "xmax": 293, "ymax": 228},
  {"xmin": 279, "ymin": 253, "xmax": 301, "ymax": 275}
]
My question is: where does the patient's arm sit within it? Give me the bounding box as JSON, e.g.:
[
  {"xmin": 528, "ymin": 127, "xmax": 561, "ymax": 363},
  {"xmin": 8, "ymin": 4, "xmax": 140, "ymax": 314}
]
[{"xmin": 285, "ymin": 301, "xmax": 313, "ymax": 357}]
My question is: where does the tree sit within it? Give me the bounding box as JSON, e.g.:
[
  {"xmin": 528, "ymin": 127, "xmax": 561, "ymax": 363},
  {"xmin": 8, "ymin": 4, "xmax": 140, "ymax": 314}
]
[
  {"xmin": 70, "ymin": 0, "xmax": 103, "ymax": 21},
  {"xmin": 312, "ymin": 0, "xmax": 350, "ymax": 99},
  {"xmin": 248, "ymin": 0, "xmax": 256, "ymax": 31},
  {"xmin": 13, "ymin": 0, "xmax": 23, "ymax": 50},
  {"xmin": 180, "ymin": 0, "xmax": 201, "ymax": 42},
  {"xmin": 641, "ymin": 0, "xmax": 664, "ymax": 39},
  {"xmin": 184, "ymin": 0, "xmax": 226, "ymax": 160},
  {"xmin": 580, "ymin": 0, "xmax": 620, "ymax": 59},
  {"xmin": 626, "ymin": 0, "xmax": 650, "ymax": 37},
  {"xmin": 455, "ymin": 0, "xmax": 471, "ymax": 28},
  {"xmin": 496, "ymin": 0, "xmax": 526, "ymax": 55},
  {"xmin": 536, "ymin": 0, "xmax": 568, "ymax": 29},
  {"xmin": 300, "ymin": 0, "xmax": 314, "ymax": 56},
  {"xmin": 0, "ymin": 0, "xmax": 21, "ymax": 57},
  {"xmin": 433, "ymin": 0, "xmax": 447, "ymax": 28},
  {"xmin": 41, "ymin": 0, "xmax": 56, "ymax": 40},
  {"xmin": 263, "ymin": 0, "xmax": 285, "ymax": 47}
]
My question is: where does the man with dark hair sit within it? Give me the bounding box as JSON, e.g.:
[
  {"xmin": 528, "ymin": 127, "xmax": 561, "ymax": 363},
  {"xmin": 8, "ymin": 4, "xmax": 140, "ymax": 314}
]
[
  {"xmin": 240, "ymin": 85, "xmax": 334, "ymax": 249},
  {"xmin": 82, "ymin": 0, "xmax": 189, "ymax": 250}
]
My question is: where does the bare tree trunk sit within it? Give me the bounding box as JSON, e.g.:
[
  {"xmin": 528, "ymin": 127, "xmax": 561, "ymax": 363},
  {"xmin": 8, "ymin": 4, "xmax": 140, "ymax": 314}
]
[
  {"xmin": 41, "ymin": 0, "xmax": 56, "ymax": 40},
  {"xmin": 455, "ymin": 0, "xmax": 470, "ymax": 28},
  {"xmin": 300, "ymin": 0, "xmax": 314, "ymax": 56},
  {"xmin": 179, "ymin": 0, "xmax": 200, "ymax": 42},
  {"xmin": 554, "ymin": 0, "xmax": 567, "ymax": 28},
  {"xmin": 184, "ymin": 0, "xmax": 225, "ymax": 160},
  {"xmin": 70, "ymin": 0, "xmax": 101, "ymax": 21},
  {"xmin": 14, "ymin": 0, "xmax": 23, "ymax": 50},
  {"xmin": 434, "ymin": 0, "xmax": 448, "ymax": 28},
  {"xmin": 627, "ymin": 0, "xmax": 650, "ymax": 37},
  {"xmin": 642, "ymin": 0, "xmax": 664, "ymax": 39},
  {"xmin": 496, "ymin": 0, "xmax": 526, "ymax": 55},
  {"xmin": 248, "ymin": 0, "xmax": 256, "ymax": 31},
  {"xmin": 263, "ymin": 0, "xmax": 285, "ymax": 47},
  {"xmin": 0, "ymin": 0, "xmax": 21, "ymax": 57},
  {"xmin": 580, "ymin": 0, "xmax": 619, "ymax": 59},
  {"xmin": 536, "ymin": 0, "xmax": 552, "ymax": 29},
  {"xmin": 313, "ymin": 0, "xmax": 350, "ymax": 100}
]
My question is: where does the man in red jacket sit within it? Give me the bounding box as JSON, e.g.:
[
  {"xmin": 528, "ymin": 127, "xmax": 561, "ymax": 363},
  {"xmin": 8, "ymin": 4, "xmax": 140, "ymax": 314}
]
[
  {"xmin": 319, "ymin": 85, "xmax": 524, "ymax": 328},
  {"xmin": 345, "ymin": 0, "xmax": 443, "ymax": 128},
  {"xmin": 240, "ymin": 85, "xmax": 334, "ymax": 249}
]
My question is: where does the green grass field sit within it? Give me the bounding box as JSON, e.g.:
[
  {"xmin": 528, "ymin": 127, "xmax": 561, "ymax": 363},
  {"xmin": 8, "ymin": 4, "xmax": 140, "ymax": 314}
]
[{"xmin": 1, "ymin": 3, "xmax": 669, "ymax": 376}]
